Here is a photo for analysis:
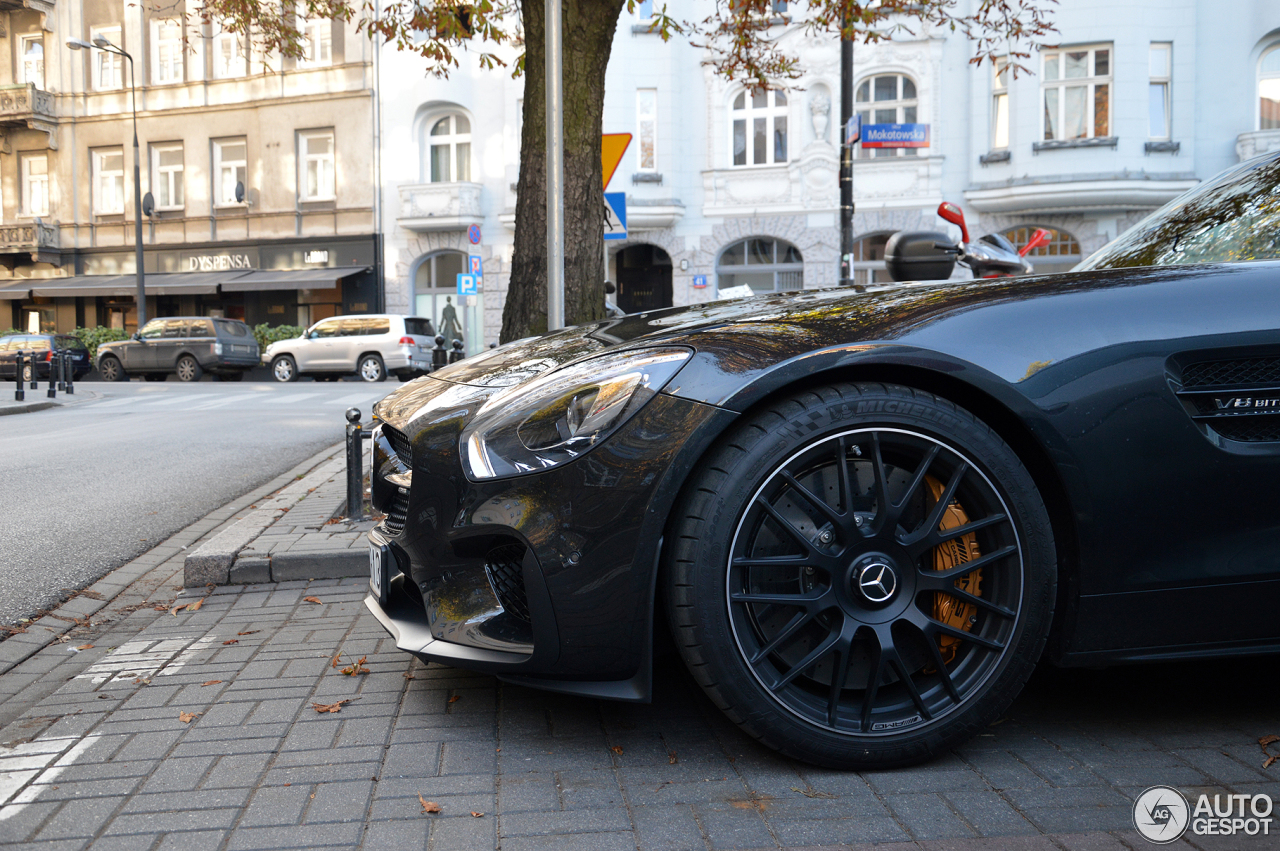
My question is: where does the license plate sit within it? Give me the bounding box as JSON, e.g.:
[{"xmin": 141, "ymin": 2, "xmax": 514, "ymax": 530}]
[{"xmin": 369, "ymin": 543, "xmax": 390, "ymax": 604}]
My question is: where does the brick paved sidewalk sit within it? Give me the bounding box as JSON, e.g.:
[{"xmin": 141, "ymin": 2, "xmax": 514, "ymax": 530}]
[{"xmin": 1, "ymin": 455, "xmax": 1276, "ymax": 849}]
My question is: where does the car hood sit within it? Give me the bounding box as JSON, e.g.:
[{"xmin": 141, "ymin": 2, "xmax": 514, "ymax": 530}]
[{"xmin": 373, "ymin": 262, "xmax": 1238, "ymax": 426}]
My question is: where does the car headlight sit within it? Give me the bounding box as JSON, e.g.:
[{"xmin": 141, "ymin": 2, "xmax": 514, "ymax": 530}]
[{"xmin": 461, "ymin": 347, "xmax": 691, "ymax": 480}]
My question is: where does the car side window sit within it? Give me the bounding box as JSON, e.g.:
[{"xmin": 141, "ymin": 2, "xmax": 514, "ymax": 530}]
[
  {"xmin": 190, "ymin": 319, "xmax": 215, "ymax": 337},
  {"xmin": 162, "ymin": 320, "xmax": 187, "ymax": 338},
  {"xmin": 28, "ymin": 337, "xmax": 50, "ymax": 351},
  {"xmin": 367, "ymin": 319, "xmax": 391, "ymax": 336},
  {"xmin": 311, "ymin": 320, "xmax": 341, "ymax": 338},
  {"xmin": 214, "ymin": 319, "xmax": 247, "ymax": 337},
  {"xmin": 139, "ymin": 320, "xmax": 164, "ymax": 340}
]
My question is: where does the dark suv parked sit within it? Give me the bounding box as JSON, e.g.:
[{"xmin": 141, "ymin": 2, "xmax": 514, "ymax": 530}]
[
  {"xmin": 96, "ymin": 317, "xmax": 259, "ymax": 382},
  {"xmin": 0, "ymin": 333, "xmax": 92, "ymax": 382}
]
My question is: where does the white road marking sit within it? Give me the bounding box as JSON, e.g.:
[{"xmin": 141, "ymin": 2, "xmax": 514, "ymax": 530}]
[
  {"xmin": 260, "ymin": 392, "xmax": 320, "ymax": 404},
  {"xmin": 188, "ymin": 393, "xmax": 260, "ymax": 410}
]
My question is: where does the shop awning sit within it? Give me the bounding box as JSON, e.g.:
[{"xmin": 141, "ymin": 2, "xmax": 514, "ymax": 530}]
[
  {"xmin": 0, "ymin": 281, "xmax": 31, "ymax": 300},
  {"xmin": 219, "ymin": 265, "xmax": 370, "ymax": 292},
  {"xmin": 25, "ymin": 272, "xmax": 224, "ymax": 298},
  {"xmin": 136, "ymin": 272, "xmax": 226, "ymax": 295}
]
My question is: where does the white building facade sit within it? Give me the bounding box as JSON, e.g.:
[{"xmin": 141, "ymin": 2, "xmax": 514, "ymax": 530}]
[{"xmin": 377, "ymin": 1, "xmax": 1280, "ymax": 353}]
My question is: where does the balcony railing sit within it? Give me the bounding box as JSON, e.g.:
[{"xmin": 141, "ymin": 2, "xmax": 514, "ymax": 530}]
[
  {"xmin": 397, "ymin": 182, "xmax": 483, "ymax": 232},
  {"xmin": 0, "ymin": 83, "xmax": 58, "ymax": 148},
  {"xmin": 0, "ymin": 219, "xmax": 60, "ymax": 261}
]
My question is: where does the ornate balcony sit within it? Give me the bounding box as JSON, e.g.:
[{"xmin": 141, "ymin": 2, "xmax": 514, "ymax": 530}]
[
  {"xmin": 0, "ymin": 219, "xmax": 61, "ymax": 267},
  {"xmin": 0, "ymin": 0, "xmax": 55, "ymax": 26},
  {"xmin": 397, "ymin": 182, "xmax": 483, "ymax": 232},
  {"xmin": 1236, "ymin": 130, "xmax": 1280, "ymax": 162},
  {"xmin": 0, "ymin": 83, "xmax": 58, "ymax": 149}
]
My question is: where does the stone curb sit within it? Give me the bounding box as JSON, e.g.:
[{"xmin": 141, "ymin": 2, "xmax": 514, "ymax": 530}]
[
  {"xmin": 0, "ymin": 387, "xmax": 103, "ymax": 416},
  {"xmin": 183, "ymin": 453, "xmax": 370, "ymax": 587},
  {"xmin": 0, "ymin": 441, "xmax": 343, "ymax": 678}
]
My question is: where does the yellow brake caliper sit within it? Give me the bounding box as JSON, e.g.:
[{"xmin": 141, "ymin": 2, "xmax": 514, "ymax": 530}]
[{"xmin": 925, "ymin": 476, "xmax": 982, "ymax": 666}]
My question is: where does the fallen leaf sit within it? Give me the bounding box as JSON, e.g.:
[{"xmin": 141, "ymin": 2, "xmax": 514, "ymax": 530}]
[
  {"xmin": 668, "ymin": 751, "xmax": 678, "ymax": 765},
  {"xmin": 470, "ymin": 811, "xmax": 484, "ymax": 818},
  {"xmin": 76, "ymin": 644, "xmax": 94, "ymax": 650},
  {"xmin": 331, "ymin": 655, "xmax": 341, "ymax": 668},
  {"xmin": 610, "ymin": 746, "xmax": 624, "ymax": 755},
  {"xmin": 179, "ymin": 711, "xmax": 199, "ymax": 723},
  {"xmin": 790, "ymin": 786, "xmax": 837, "ymax": 799},
  {"xmin": 448, "ymin": 695, "xmax": 461, "ymax": 704},
  {"xmin": 341, "ymin": 655, "xmax": 370, "ymax": 676},
  {"xmin": 303, "ymin": 596, "xmax": 322, "ymax": 604},
  {"xmin": 403, "ymin": 672, "xmax": 415, "ymax": 680},
  {"xmin": 169, "ymin": 603, "xmax": 188, "ymax": 616},
  {"xmin": 97, "ymin": 694, "xmax": 111, "ymax": 699},
  {"xmin": 1260, "ymin": 735, "xmax": 1280, "ymax": 747},
  {"xmin": 222, "ymin": 639, "xmax": 239, "ymax": 646},
  {"xmin": 419, "ymin": 796, "xmax": 441, "ymax": 814},
  {"xmin": 311, "ymin": 699, "xmax": 352, "ymax": 714},
  {"xmin": 202, "ymin": 680, "xmax": 223, "ymax": 687},
  {"xmin": 187, "ymin": 598, "xmax": 203, "ymax": 613},
  {"xmin": 237, "ymin": 630, "xmax": 260, "ymax": 636},
  {"xmin": 1265, "ymin": 755, "xmax": 1278, "ymax": 769}
]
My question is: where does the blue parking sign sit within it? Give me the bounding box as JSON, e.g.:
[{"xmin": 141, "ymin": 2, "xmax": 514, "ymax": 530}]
[{"xmin": 456, "ymin": 273, "xmax": 478, "ymax": 295}]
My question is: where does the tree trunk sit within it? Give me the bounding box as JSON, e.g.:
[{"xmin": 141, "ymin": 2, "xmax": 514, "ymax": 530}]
[{"xmin": 500, "ymin": 0, "xmax": 625, "ymax": 342}]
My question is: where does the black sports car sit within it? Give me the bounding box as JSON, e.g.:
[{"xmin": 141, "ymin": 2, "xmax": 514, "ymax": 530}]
[{"xmin": 366, "ymin": 151, "xmax": 1280, "ymax": 769}]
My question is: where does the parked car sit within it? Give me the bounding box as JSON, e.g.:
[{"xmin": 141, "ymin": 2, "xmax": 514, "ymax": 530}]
[
  {"xmin": 263, "ymin": 314, "xmax": 436, "ymax": 382},
  {"xmin": 96, "ymin": 317, "xmax": 259, "ymax": 382},
  {"xmin": 363, "ymin": 150, "xmax": 1280, "ymax": 770},
  {"xmin": 0, "ymin": 333, "xmax": 91, "ymax": 381}
]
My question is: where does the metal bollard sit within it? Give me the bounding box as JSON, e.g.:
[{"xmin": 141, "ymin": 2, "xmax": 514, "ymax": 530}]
[
  {"xmin": 28, "ymin": 353, "xmax": 37, "ymax": 389},
  {"xmin": 345, "ymin": 407, "xmax": 366, "ymax": 521},
  {"xmin": 56, "ymin": 351, "xmax": 66, "ymax": 392},
  {"xmin": 431, "ymin": 335, "xmax": 448, "ymax": 371},
  {"xmin": 448, "ymin": 339, "xmax": 465, "ymax": 364},
  {"xmin": 13, "ymin": 351, "xmax": 24, "ymax": 402},
  {"xmin": 46, "ymin": 352, "xmax": 56, "ymax": 399},
  {"xmin": 65, "ymin": 352, "xmax": 74, "ymax": 395}
]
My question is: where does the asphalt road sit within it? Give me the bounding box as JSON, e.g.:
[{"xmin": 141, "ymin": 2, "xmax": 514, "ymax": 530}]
[{"xmin": 0, "ymin": 375, "xmax": 395, "ymax": 625}]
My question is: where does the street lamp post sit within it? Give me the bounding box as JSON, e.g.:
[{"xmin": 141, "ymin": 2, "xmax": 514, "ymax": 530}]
[{"xmin": 67, "ymin": 36, "xmax": 146, "ymax": 328}]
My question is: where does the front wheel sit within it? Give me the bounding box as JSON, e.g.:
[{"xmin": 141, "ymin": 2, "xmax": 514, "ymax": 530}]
[
  {"xmin": 665, "ymin": 383, "xmax": 1056, "ymax": 769},
  {"xmin": 175, "ymin": 355, "xmax": 203, "ymax": 382},
  {"xmin": 98, "ymin": 357, "xmax": 126, "ymax": 382},
  {"xmin": 271, "ymin": 356, "xmax": 299, "ymax": 383},
  {"xmin": 358, "ymin": 354, "xmax": 386, "ymax": 383}
]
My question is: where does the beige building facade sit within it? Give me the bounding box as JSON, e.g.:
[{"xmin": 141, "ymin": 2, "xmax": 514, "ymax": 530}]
[{"xmin": 0, "ymin": 0, "xmax": 379, "ymax": 334}]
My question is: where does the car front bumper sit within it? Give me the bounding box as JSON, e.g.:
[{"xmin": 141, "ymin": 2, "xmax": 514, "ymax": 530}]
[{"xmin": 362, "ymin": 375, "xmax": 733, "ymax": 701}]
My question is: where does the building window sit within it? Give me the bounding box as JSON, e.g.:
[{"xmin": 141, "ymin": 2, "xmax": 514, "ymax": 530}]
[
  {"xmin": 91, "ymin": 26, "xmax": 124, "ymax": 89},
  {"xmin": 21, "ymin": 35, "xmax": 44, "ymax": 89},
  {"xmin": 1260, "ymin": 45, "xmax": 1280, "ymax": 130},
  {"xmin": 213, "ymin": 25, "xmax": 247, "ymax": 79},
  {"xmin": 213, "ymin": 139, "xmax": 247, "ymax": 206},
  {"xmin": 1149, "ymin": 43, "xmax": 1172, "ymax": 139},
  {"xmin": 151, "ymin": 143, "xmax": 184, "ymax": 210},
  {"xmin": 637, "ymin": 89, "xmax": 657, "ymax": 171},
  {"xmin": 1042, "ymin": 44, "xmax": 1111, "ymax": 141},
  {"xmin": 151, "ymin": 19, "xmax": 184, "ymax": 84},
  {"xmin": 992, "ymin": 59, "xmax": 1010, "ymax": 149},
  {"xmin": 20, "ymin": 154, "xmax": 49, "ymax": 217},
  {"xmin": 849, "ymin": 233, "xmax": 892, "ymax": 286},
  {"xmin": 428, "ymin": 114, "xmax": 471, "ymax": 182},
  {"xmin": 93, "ymin": 149, "xmax": 126, "ymax": 215},
  {"xmin": 717, "ymin": 237, "xmax": 803, "ymax": 293},
  {"xmin": 856, "ymin": 74, "xmax": 918, "ymax": 159},
  {"xmin": 635, "ymin": 0, "xmax": 653, "ymax": 19},
  {"xmin": 731, "ymin": 89, "xmax": 788, "ymax": 166},
  {"xmin": 299, "ymin": 130, "xmax": 336, "ymax": 200},
  {"xmin": 297, "ymin": 18, "xmax": 332, "ymax": 67}
]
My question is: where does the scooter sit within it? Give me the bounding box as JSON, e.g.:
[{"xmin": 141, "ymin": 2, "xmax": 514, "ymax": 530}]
[{"xmin": 884, "ymin": 201, "xmax": 1052, "ymax": 282}]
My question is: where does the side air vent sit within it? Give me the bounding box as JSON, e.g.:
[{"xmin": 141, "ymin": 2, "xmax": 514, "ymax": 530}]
[
  {"xmin": 483, "ymin": 543, "xmax": 531, "ymax": 623},
  {"xmin": 382, "ymin": 424, "xmax": 413, "ymax": 467},
  {"xmin": 1175, "ymin": 356, "xmax": 1280, "ymax": 443}
]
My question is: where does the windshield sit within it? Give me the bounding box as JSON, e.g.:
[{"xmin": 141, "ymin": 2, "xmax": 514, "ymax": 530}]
[{"xmin": 1077, "ymin": 155, "xmax": 1280, "ymax": 271}]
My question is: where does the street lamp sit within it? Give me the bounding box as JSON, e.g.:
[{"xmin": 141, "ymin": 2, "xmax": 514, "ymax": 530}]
[{"xmin": 67, "ymin": 35, "xmax": 146, "ymax": 328}]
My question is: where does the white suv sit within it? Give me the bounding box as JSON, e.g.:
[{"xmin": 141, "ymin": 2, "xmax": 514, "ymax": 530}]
[{"xmin": 263, "ymin": 315, "xmax": 436, "ymax": 382}]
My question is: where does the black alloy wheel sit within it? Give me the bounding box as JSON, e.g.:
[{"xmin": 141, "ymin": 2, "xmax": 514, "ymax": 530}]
[
  {"xmin": 271, "ymin": 356, "xmax": 298, "ymax": 383},
  {"xmin": 666, "ymin": 383, "xmax": 1056, "ymax": 769},
  {"xmin": 175, "ymin": 355, "xmax": 203, "ymax": 382},
  {"xmin": 98, "ymin": 357, "xmax": 126, "ymax": 382},
  {"xmin": 358, "ymin": 354, "xmax": 387, "ymax": 383}
]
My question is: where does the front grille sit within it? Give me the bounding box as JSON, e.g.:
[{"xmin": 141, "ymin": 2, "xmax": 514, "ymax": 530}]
[
  {"xmin": 484, "ymin": 543, "xmax": 530, "ymax": 623},
  {"xmin": 1182, "ymin": 357, "xmax": 1280, "ymax": 388},
  {"xmin": 383, "ymin": 424, "xmax": 413, "ymax": 467},
  {"xmin": 384, "ymin": 487, "xmax": 410, "ymax": 535}
]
